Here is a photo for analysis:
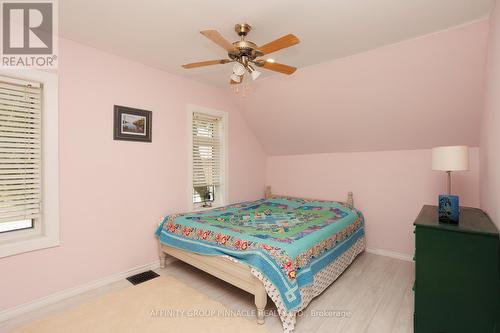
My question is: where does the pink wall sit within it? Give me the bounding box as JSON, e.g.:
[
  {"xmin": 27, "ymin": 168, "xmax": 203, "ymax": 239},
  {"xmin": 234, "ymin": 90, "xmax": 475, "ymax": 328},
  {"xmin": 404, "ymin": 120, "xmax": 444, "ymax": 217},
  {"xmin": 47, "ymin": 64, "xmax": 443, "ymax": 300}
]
[
  {"xmin": 480, "ymin": 0, "xmax": 500, "ymax": 229},
  {"xmin": 0, "ymin": 39, "xmax": 266, "ymax": 311},
  {"xmin": 266, "ymin": 148, "xmax": 480, "ymax": 255},
  {"xmin": 234, "ymin": 20, "xmax": 489, "ymax": 156}
]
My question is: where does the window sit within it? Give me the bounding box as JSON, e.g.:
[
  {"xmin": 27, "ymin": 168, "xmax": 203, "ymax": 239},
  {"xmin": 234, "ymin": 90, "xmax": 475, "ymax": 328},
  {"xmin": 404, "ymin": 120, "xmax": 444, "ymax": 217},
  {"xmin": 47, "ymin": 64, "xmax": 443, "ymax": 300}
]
[
  {"xmin": 0, "ymin": 70, "xmax": 59, "ymax": 258},
  {"xmin": 0, "ymin": 79, "xmax": 42, "ymax": 234},
  {"xmin": 188, "ymin": 105, "xmax": 227, "ymax": 209},
  {"xmin": 192, "ymin": 185, "xmax": 215, "ymax": 204}
]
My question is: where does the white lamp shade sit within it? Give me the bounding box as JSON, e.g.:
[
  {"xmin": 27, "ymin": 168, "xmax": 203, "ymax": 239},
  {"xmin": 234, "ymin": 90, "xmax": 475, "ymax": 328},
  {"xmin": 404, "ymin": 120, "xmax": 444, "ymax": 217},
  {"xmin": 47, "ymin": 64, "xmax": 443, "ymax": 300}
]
[{"xmin": 432, "ymin": 146, "xmax": 469, "ymax": 171}]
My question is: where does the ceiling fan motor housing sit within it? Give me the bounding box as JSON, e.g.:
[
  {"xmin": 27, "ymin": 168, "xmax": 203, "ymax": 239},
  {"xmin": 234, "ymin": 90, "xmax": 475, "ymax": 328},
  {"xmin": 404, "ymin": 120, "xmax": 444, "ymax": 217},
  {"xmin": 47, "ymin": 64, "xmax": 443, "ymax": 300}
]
[
  {"xmin": 230, "ymin": 24, "xmax": 263, "ymax": 61},
  {"xmin": 229, "ymin": 40, "xmax": 263, "ymax": 61},
  {"xmin": 235, "ymin": 23, "xmax": 251, "ymax": 36}
]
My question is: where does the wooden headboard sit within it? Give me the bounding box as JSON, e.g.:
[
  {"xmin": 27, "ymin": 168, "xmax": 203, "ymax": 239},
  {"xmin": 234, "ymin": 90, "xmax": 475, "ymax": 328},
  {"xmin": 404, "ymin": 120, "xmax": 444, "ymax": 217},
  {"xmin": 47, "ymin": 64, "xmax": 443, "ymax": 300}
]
[{"xmin": 264, "ymin": 186, "xmax": 354, "ymax": 209}]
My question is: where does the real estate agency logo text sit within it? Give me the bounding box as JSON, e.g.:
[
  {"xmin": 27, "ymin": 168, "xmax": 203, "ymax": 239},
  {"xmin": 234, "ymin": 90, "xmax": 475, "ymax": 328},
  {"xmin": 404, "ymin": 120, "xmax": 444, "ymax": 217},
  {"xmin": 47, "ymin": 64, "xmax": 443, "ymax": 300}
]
[{"xmin": 1, "ymin": 0, "xmax": 57, "ymax": 68}]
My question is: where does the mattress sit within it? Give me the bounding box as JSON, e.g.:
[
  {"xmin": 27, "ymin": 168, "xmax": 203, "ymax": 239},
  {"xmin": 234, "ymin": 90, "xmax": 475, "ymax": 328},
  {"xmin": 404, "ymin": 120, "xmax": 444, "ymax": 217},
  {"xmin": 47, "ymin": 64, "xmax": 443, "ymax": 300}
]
[{"xmin": 155, "ymin": 196, "xmax": 365, "ymax": 314}]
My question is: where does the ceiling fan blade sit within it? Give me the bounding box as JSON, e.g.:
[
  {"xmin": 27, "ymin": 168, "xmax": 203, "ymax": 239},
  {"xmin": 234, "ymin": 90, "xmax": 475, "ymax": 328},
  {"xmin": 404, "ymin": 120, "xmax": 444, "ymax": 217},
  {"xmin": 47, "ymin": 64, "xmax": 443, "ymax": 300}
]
[
  {"xmin": 200, "ymin": 30, "xmax": 236, "ymax": 52},
  {"xmin": 257, "ymin": 34, "xmax": 300, "ymax": 55},
  {"xmin": 182, "ymin": 59, "xmax": 230, "ymax": 69},
  {"xmin": 256, "ymin": 61, "xmax": 297, "ymax": 75}
]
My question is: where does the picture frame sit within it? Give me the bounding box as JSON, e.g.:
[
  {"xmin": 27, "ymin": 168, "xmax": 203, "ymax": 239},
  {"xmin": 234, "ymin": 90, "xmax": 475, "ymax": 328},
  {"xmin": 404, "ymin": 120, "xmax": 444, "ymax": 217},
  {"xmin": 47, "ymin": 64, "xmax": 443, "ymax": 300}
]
[{"xmin": 113, "ymin": 105, "xmax": 152, "ymax": 142}]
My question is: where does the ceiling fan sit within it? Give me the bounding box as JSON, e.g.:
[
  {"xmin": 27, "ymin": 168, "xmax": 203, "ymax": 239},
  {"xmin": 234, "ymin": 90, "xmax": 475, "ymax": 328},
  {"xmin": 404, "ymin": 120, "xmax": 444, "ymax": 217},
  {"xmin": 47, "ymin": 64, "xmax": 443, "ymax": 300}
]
[{"xmin": 182, "ymin": 23, "xmax": 300, "ymax": 85}]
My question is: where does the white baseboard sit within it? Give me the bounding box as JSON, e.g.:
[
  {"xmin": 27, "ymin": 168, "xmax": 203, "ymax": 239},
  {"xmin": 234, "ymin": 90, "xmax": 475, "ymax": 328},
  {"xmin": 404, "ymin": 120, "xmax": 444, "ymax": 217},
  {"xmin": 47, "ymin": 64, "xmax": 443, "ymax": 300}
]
[
  {"xmin": 365, "ymin": 247, "xmax": 413, "ymax": 262},
  {"xmin": 0, "ymin": 260, "xmax": 162, "ymax": 323}
]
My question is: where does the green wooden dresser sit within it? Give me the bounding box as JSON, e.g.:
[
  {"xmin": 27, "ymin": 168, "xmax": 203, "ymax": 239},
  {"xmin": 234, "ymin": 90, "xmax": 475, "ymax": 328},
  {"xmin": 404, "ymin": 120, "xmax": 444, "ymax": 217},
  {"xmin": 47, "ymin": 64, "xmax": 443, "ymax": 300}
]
[{"xmin": 413, "ymin": 205, "xmax": 500, "ymax": 333}]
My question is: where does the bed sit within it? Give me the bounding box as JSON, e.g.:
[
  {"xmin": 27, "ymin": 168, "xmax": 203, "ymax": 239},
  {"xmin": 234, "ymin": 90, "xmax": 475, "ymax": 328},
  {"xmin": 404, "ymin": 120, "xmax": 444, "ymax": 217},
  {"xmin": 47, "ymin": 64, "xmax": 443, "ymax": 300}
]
[{"xmin": 155, "ymin": 187, "xmax": 366, "ymax": 332}]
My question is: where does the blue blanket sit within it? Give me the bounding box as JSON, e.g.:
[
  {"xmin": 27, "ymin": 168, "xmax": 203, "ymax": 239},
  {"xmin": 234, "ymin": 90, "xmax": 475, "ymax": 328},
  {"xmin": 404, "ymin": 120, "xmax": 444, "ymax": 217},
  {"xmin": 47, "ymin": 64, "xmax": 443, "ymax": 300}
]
[{"xmin": 155, "ymin": 197, "xmax": 365, "ymax": 311}]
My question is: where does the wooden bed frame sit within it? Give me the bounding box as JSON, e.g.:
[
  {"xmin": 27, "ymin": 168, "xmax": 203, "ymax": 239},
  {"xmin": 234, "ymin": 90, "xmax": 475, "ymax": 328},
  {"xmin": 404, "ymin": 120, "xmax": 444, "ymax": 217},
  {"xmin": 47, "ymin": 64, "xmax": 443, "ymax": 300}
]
[{"xmin": 158, "ymin": 187, "xmax": 354, "ymax": 324}]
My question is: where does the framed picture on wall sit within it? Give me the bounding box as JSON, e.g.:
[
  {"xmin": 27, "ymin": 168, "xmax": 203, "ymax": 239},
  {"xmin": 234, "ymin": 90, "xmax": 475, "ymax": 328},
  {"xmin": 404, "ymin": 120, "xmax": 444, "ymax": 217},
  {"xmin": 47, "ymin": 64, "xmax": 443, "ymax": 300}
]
[{"xmin": 113, "ymin": 105, "xmax": 152, "ymax": 142}]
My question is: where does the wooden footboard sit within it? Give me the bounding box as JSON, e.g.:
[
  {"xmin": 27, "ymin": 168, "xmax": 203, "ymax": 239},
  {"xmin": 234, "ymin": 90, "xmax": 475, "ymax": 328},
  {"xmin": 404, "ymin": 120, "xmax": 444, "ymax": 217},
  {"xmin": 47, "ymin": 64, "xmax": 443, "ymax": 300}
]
[{"xmin": 159, "ymin": 243, "xmax": 268, "ymax": 324}]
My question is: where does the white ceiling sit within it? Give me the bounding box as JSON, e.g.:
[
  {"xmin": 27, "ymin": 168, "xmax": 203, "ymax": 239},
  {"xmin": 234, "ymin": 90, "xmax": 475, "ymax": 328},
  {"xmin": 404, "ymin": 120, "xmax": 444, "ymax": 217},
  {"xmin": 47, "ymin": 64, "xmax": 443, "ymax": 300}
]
[{"xmin": 60, "ymin": 0, "xmax": 493, "ymax": 87}]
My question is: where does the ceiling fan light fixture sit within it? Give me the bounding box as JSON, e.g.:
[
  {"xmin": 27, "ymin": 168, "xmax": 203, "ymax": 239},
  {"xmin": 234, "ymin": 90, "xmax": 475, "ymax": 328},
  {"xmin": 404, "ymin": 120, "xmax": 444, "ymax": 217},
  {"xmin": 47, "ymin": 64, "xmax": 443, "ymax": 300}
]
[
  {"xmin": 266, "ymin": 58, "xmax": 275, "ymax": 63},
  {"xmin": 247, "ymin": 64, "xmax": 261, "ymax": 81},
  {"xmin": 251, "ymin": 70, "xmax": 261, "ymax": 81},
  {"xmin": 232, "ymin": 62, "xmax": 246, "ymax": 76},
  {"xmin": 230, "ymin": 73, "xmax": 241, "ymax": 83}
]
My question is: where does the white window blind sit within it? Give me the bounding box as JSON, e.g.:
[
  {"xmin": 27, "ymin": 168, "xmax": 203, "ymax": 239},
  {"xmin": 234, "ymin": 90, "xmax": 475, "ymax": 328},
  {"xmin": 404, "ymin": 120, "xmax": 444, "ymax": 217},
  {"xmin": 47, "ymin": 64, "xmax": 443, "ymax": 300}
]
[
  {"xmin": 192, "ymin": 112, "xmax": 221, "ymax": 188},
  {"xmin": 0, "ymin": 76, "xmax": 42, "ymax": 229}
]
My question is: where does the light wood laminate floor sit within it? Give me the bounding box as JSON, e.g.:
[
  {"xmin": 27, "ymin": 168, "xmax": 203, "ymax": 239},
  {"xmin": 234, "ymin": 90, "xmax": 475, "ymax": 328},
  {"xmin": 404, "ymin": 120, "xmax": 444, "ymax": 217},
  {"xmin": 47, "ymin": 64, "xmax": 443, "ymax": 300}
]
[{"xmin": 0, "ymin": 252, "xmax": 414, "ymax": 333}]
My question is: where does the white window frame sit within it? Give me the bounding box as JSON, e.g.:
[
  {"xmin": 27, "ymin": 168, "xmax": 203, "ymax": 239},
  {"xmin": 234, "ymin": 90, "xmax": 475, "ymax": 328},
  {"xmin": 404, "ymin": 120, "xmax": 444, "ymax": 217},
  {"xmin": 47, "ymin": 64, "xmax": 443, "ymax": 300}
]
[
  {"xmin": 0, "ymin": 68, "xmax": 59, "ymax": 258},
  {"xmin": 187, "ymin": 104, "xmax": 228, "ymax": 211}
]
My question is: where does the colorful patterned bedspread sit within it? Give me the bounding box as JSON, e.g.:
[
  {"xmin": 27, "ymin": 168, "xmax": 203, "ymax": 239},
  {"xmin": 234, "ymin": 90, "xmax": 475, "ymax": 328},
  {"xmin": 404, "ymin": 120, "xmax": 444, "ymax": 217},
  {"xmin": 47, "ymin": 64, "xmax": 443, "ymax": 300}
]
[{"xmin": 155, "ymin": 197, "xmax": 365, "ymax": 311}]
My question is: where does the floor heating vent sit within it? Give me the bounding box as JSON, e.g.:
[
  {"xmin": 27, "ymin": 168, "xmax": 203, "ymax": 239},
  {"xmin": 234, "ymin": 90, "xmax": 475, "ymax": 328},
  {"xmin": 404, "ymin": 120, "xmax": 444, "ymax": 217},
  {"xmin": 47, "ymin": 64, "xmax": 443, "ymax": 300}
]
[{"xmin": 126, "ymin": 270, "xmax": 160, "ymax": 285}]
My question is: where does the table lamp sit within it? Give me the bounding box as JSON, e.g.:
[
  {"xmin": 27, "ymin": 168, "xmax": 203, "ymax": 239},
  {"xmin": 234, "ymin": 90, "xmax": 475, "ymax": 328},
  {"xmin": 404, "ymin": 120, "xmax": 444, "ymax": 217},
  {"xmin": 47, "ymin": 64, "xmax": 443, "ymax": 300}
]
[{"xmin": 432, "ymin": 146, "xmax": 469, "ymax": 224}]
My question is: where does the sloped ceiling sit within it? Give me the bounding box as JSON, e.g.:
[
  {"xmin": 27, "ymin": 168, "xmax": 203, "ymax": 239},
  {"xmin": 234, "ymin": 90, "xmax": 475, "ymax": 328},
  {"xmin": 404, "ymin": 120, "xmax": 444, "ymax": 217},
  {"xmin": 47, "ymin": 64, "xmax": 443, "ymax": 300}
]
[{"xmin": 232, "ymin": 20, "xmax": 490, "ymax": 155}]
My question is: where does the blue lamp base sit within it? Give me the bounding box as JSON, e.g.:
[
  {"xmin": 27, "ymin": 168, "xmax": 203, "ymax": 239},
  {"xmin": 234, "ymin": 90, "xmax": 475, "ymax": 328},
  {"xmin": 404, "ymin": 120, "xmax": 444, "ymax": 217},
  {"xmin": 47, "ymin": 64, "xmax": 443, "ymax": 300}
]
[{"xmin": 438, "ymin": 194, "xmax": 460, "ymax": 224}]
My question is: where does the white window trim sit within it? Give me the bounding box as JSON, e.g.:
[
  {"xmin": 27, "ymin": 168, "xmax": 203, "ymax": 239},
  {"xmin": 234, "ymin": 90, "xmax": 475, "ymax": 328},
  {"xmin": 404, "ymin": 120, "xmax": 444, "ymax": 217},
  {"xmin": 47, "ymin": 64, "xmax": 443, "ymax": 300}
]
[
  {"xmin": 187, "ymin": 104, "xmax": 228, "ymax": 211},
  {"xmin": 0, "ymin": 68, "xmax": 59, "ymax": 258}
]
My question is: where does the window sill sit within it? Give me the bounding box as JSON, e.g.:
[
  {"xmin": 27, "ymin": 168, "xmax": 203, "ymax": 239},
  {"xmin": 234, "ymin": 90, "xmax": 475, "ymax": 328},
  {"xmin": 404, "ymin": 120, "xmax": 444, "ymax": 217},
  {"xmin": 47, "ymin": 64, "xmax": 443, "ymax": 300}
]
[
  {"xmin": 0, "ymin": 232, "xmax": 60, "ymax": 258},
  {"xmin": 191, "ymin": 203, "xmax": 225, "ymax": 212}
]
